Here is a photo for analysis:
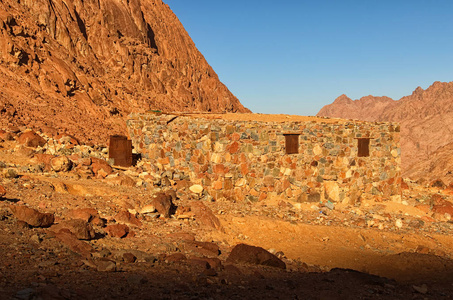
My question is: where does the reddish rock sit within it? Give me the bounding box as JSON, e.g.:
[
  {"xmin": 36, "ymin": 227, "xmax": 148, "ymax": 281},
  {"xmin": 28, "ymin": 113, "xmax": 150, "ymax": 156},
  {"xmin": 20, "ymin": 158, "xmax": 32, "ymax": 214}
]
[
  {"xmin": 65, "ymin": 208, "xmax": 100, "ymax": 223},
  {"xmin": 183, "ymin": 241, "xmax": 220, "ymax": 257},
  {"xmin": 53, "ymin": 229, "xmax": 94, "ymax": 258},
  {"xmin": 91, "ymin": 160, "xmax": 113, "ymax": 178},
  {"xmin": 122, "ymin": 253, "xmax": 137, "ymax": 263},
  {"xmin": 17, "ymin": 131, "xmax": 46, "ymax": 148},
  {"xmin": 190, "ymin": 256, "xmax": 222, "ymax": 270},
  {"xmin": 229, "ymin": 141, "xmax": 239, "ymax": 154},
  {"xmin": 190, "ymin": 201, "xmax": 222, "ymax": 231},
  {"xmin": 50, "ymin": 156, "xmax": 73, "ymax": 172},
  {"xmin": 56, "ymin": 133, "xmax": 80, "ymax": 145},
  {"xmin": 226, "ymin": 244, "xmax": 286, "ymax": 269},
  {"xmin": 0, "ymin": 130, "xmax": 14, "ymax": 141},
  {"xmin": 32, "ymin": 154, "xmax": 55, "ymax": 171},
  {"xmin": 432, "ymin": 205, "xmax": 453, "ymax": 216},
  {"xmin": 151, "ymin": 192, "xmax": 174, "ymax": 218},
  {"xmin": 0, "ymin": 0, "xmax": 249, "ymax": 145},
  {"xmin": 165, "ymin": 253, "xmax": 187, "ymax": 263},
  {"xmin": 104, "ymin": 224, "xmax": 129, "ymax": 238},
  {"xmin": 10, "ymin": 205, "xmax": 54, "ymax": 227},
  {"xmin": 224, "ymin": 264, "xmax": 242, "ymax": 275},
  {"xmin": 114, "ymin": 211, "xmax": 142, "ymax": 227},
  {"xmin": 187, "ymin": 258, "xmax": 210, "ymax": 270},
  {"xmin": 50, "ymin": 219, "xmax": 95, "ymax": 240},
  {"xmin": 0, "ymin": 185, "xmax": 5, "ymax": 197}
]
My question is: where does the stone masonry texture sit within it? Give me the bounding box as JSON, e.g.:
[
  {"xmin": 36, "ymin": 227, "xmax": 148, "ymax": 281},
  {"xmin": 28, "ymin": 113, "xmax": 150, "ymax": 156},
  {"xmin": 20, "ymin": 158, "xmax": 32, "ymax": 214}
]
[{"xmin": 127, "ymin": 113, "xmax": 402, "ymax": 205}]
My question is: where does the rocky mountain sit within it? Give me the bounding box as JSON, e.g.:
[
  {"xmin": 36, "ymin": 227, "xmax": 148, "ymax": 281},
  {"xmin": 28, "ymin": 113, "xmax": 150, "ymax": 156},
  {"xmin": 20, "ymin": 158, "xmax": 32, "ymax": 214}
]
[
  {"xmin": 0, "ymin": 0, "xmax": 249, "ymax": 144},
  {"xmin": 317, "ymin": 81, "xmax": 453, "ymax": 182}
]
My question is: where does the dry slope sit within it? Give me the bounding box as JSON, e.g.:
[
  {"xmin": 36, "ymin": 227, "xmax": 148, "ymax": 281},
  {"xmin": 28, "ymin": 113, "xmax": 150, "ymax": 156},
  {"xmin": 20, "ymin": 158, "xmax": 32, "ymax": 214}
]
[
  {"xmin": 317, "ymin": 81, "xmax": 453, "ymax": 182},
  {"xmin": 0, "ymin": 0, "xmax": 249, "ymax": 144}
]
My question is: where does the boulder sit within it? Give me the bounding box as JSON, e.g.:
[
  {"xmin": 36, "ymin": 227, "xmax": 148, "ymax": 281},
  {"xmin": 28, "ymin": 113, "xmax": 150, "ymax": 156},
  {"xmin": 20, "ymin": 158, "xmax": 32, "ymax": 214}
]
[
  {"xmin": 50, "ymin": 219, "xmax": 95, "ymax": 240},
  {"xmin": 151, "ymin": 192, "xmax": 174, "ymax": 218},
  {"xmin": 104, "ymin": 224, "xmax": 129, "ymax": 238},
  {"xmin": 17, "ymin": 131, "xmax": 46, "ymax": 148},
  {"xmin": 10, "ymin": 205, "xmax": 54, "ymax": 227},
  {"xmin": 53, "ymin": 229, "xmax": 94, "ymax": 258},
  {"xmin": 51, "ymin": 156, "xmax": 73, "ymax": 172},
  {"xmin": 65, "ymin": 208, "xmax": 100, "ymax": 223},
  {"xmin": 226, "ymin": 244, "xmax": 286, "ymax": 269},
  {"xmin": 114, "ymin": 211, "xmax": 142, "ymax": 227},
  {"xmin": 190, "ymin": 201, "xmax": 222, "ymax": 231}
]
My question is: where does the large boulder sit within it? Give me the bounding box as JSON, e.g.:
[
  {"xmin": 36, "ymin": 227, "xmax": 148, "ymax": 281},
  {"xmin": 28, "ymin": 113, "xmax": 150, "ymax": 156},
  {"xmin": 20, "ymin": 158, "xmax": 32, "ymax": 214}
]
[
  {"xmin": 17, "ymin": 131, "xmax": 46, "ymax": 148},
  {"xmin": 226, "ymin": 244, "xmax": 286, "ymax": 269},
  {"xmin": 10, "ymin": 205, "xmax": 54, "ymax": 227}
]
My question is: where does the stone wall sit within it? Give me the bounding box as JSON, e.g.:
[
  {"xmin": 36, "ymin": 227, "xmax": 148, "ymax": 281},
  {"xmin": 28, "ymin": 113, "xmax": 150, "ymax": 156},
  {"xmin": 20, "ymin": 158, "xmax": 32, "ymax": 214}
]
[{"xmin": 127, "ymin": 113, "xmax": 402, "ymax": 204}]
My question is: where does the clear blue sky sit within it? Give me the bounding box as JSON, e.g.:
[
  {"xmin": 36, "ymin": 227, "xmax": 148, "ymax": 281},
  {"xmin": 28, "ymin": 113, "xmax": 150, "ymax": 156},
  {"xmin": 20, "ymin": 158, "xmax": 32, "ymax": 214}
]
[{"xmin": 166, "ymin": 0, "xmax": 453, "ymax": 115}]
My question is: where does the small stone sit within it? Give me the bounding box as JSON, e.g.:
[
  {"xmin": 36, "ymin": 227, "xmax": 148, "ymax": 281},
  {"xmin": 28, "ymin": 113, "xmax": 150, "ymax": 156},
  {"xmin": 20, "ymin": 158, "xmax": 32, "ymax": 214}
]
[
  {"xmin": 189, "ymin": 184, "xmax": 204, "ymax": 194},
  {"xmin": 15, "ymin": 288, "xmax": 36, "ymax": 300},
  {"xmin": 413, "ymin": 284, "xmax": 428, "ymax": 294},
  {"xmin": 3, "ymin": 168, "xmax": 19, "ymax": 179},
  {"xmin": 0, "ymin": 185, "xmax": 6, "ymax": 197},
  {"xmin": 395, "ymin": 219, "xmax": 403, "ymax": 229},
  {"xmin": 139, "ymin": 204, "xmax": 156, "ymax": 214}
]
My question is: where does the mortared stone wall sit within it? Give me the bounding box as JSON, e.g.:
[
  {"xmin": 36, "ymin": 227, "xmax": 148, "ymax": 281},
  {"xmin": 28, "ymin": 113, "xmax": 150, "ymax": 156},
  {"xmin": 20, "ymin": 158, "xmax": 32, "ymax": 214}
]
[{"xmin": 127, "ymin": 113, "xmax": 401, "ymax": 204}]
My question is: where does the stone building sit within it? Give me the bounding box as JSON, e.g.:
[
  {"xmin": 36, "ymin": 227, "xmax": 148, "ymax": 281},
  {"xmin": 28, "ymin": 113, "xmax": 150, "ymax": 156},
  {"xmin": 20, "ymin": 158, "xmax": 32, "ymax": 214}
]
[{"xmin": 127, "ymin": 113, "xmax": 402, "ymax": 205}]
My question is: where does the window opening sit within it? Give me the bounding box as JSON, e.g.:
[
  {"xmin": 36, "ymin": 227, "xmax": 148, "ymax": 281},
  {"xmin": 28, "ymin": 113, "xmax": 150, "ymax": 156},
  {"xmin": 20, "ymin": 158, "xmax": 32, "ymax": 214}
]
[
  {"xmin": 357, "ymin": 138, "xmax": 371, "ymax": 157},
  {"xmin": 284, "ymin": 134, "xmax": 299, "ymax": 154}
]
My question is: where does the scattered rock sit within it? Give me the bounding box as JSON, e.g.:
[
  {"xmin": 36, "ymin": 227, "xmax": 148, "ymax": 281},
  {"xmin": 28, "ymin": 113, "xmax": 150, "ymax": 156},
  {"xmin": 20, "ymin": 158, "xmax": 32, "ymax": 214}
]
[
  {"xmin": 165, "ymin": 253, "xmax": 187, "ymax": 263},
  {"xmin": 114, "ymin": 211, "xmax": 142, "ymax": 227},
  {"xmin": 183, "ymin": 241, "xmax": 220, "ymax": 257},
  {"xmin": 139, "ymin": 204, "xmax": 156, "ymax": 214},
  {"xmin": 91, "ymin": 158, "xmax": 113, "ymax": 178},
  {"xmin": 3, "ymin": 168, "xmax": 19, "ymax": 179},
  {"xmin": 189, "ymin": 184, "xmax": 203, "ymax": 194},
  {"xmin": 413, "ymin": 284, "xmax": 428, "ymax": 294},
  {"xmin": 96, "ymin": 260, "xmax": 117, "ymax": 272},
  {"xmin": 151, "ymin": 192, "xmax": 174, "ymax": 218},
  {"xmin": 50, "ymin": 156, "xmax": 73, "ymax": 172},
  {"xmin": 190, "ymin": 201, "xmax": 223, "ymax": 231},
  {"xmin": 53, "ymin": 229, "xmax": 94, "ymax": 258},
  {"xmin": 226, "ymin": 244, "xmax": 286, "ymax": 269},
  {"xmin": 122, "ymin": 253, "xmax": 137, "ymax": 263},
  {"xmin": 17, "ymin": 131, "xmax": 46, "ymax": 148},
  {"xmin": 65, "ymin": 208, "xmax": 100, "ymax": 223},
  {"xmin": 50, "ymin": 219, "xmax": 95, "ymax": 240},
  {"xmin": 10, "ymin": 205, "xmax": 54, "ymax": 227},
  {"xmin": 104, "ymin": 224, "xmax": 129, "ymax": 238}
]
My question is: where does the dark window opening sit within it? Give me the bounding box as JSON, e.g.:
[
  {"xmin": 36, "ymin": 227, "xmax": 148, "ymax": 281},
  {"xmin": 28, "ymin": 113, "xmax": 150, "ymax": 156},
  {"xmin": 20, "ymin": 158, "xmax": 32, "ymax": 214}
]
[
  {"xmin": 357, "ymin": 138, "xmax": 371, "ymax": 157},
  {"xmin": 284, "ymin": 134, "xmax": 299, "ymax": 154}
]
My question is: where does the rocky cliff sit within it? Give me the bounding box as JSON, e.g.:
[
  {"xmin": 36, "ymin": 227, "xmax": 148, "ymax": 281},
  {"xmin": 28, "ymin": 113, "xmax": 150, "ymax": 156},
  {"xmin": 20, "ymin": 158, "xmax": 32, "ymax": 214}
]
[
  {"xmin": 317, "ymin": 81, "xmax": 453, "ymax": 182},
  {"xmin": 0, "ymin": 0, "xmax": 249, "ymax": 143}
]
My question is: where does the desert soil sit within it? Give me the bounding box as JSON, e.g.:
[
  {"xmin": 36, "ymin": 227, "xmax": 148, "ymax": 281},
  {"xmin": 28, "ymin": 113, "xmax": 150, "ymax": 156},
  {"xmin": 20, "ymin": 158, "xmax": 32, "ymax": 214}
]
[{"xmin": 1, "ymin": 130, "xmax": 453, "ymax": 299}]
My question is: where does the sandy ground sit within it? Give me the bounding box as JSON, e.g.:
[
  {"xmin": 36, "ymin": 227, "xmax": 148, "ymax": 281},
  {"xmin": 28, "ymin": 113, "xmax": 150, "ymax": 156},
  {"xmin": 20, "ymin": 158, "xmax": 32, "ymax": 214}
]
[{"xmin": 1, "ymin": 135, "xmax": 453, "ymax": 299}]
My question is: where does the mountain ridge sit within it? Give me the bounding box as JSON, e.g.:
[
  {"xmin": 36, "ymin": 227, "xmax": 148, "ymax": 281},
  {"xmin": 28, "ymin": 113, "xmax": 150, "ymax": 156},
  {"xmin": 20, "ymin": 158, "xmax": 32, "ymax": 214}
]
[
  {"xmin": 317, "ymin": 81, "xmax": 453, "ymax": 182},
  {"xmin": 0, "ymin": 0, "xmax": 249, "ymax": 144}
]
